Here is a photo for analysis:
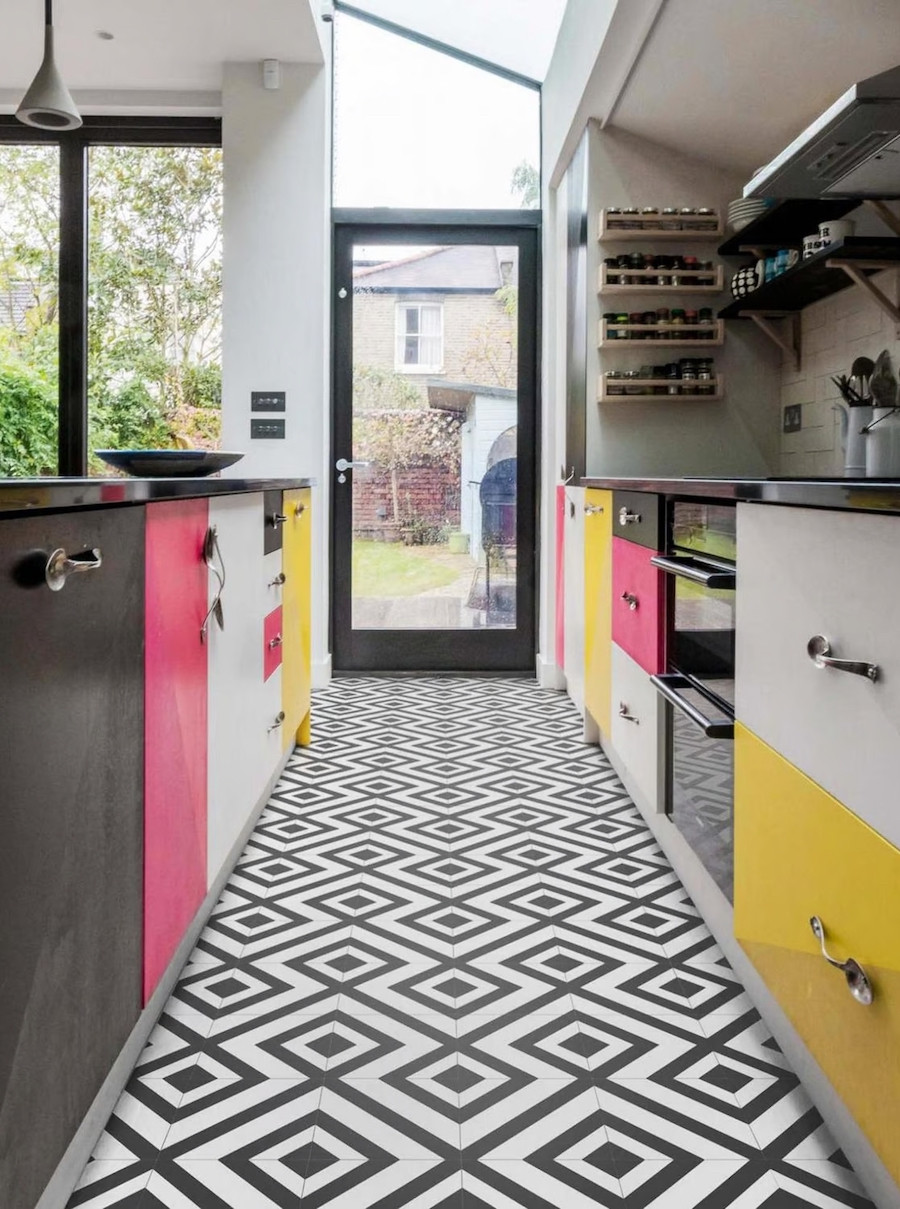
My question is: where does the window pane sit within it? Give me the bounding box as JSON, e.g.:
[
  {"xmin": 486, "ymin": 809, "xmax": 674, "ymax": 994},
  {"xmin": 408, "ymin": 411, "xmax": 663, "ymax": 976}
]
[
  {"xmin": 405, "ymin": 307, "xmax": 419, "ymax": 334},
  {"xmin": 87, "ymin": 146, "xmax": 223, "ymax": 474},
  {"xmin": 0, "ymin": 145, "xmax": 59, "ymax": 477},
  {"xmin": 334, "ymin": 14, "xmax": 540, "ymax": 209}
]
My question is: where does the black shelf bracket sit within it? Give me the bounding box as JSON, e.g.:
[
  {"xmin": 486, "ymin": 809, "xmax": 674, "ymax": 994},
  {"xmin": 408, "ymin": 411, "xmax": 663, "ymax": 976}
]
[{"xmin": 739, "ymin": 312, "xmax": 801, "ymax": 371}]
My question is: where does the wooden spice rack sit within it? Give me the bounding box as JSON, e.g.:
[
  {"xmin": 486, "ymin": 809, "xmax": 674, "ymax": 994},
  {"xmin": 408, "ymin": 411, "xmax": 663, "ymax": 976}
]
[
  {"xmin": 598, "ymin": 374, "xmax": 724, "ymax": 403},
  {"xmin": 599, "ymin": 264, "xmax": 724, "ymax": 293},
  {"xmin": 598, "ymin": 210, "xmax": 723, "ymax": 241},
  {"xmin": 599, "ymin": 319, "xmax": 725, "ymax": 347}
]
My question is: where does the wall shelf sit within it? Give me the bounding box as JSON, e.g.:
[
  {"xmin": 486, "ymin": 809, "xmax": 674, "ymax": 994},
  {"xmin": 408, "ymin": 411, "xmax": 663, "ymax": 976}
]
[
  {"xmin": 598, "ymin": 374, "xmax": 723, "ymax": 403},
  {"xmin": 598, "ymin": 264, "xmax": 724, "ymax": 293},
  {"xmin": 717, "ymin": 199, "xmax": 860, "ymax": 256},
  {"xmin": 599, "ymin": 210, "xmax": 722, "ymax": 241},
  {"xmin": 599, "ymin": 319, "xmax": 724, "ymax": 347},
  {"xmin": 719, "ymin": 238, "xmax": 900, "ymax": 319}
]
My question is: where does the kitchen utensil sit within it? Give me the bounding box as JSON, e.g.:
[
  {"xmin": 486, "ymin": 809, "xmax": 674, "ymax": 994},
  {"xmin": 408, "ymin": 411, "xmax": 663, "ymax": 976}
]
[
  {"xmin": 95, "ymin": 450, "xmax": 245, "ymax": 477},
  {"xmin": 869, "ymin": 349, "xmax": 898, "ymax": 410}
]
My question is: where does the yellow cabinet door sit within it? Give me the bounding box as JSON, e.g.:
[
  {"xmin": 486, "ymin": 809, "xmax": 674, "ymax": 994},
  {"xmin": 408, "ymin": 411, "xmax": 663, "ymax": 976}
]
[
  {"xmin": 281, "ymin": 489, "xmax": 312, "ymax": 750},
  {"xmin": 734, "ymin": 724, "xmax": 900, "ymax": 1185},
  {"xmin": 584, "ymin": 488, "xmax": 613, "ymax": 737}
]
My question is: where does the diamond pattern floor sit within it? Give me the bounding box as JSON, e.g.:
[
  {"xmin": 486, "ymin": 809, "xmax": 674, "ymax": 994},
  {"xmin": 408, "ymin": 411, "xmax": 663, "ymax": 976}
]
[{"xmin": 69, "ymin": 678, "xmax": 874, "ymax": 1208}]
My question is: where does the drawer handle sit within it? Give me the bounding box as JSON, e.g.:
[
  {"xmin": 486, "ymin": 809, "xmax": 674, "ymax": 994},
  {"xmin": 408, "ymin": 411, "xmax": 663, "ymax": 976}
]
[
  {"xmin": 293, "ymin": 502, "xmax": 306, "ymax": 517},
  {"xmin": 621, "ymin": 591, "xmax": 639, "ymax": 610},
  {"xmin": 807, "ymin": 635, "xmax": 878, "ymax": 683},
  {"xmin": 201, "ymin": 526, "xmax": 226, "ymax": 642},
  {"xmin": 45, "ymin": 547, "xmax": 102, "ymax": 591},
  {"xmin": 269, "ymin": 513, "xmax": 288, "ymax": 528},
  {"xmin": 619, "ymin": 506, "xmax": 641, "ymax": 526},
  {"xmin": 268, "ymin": 633, "xmax": 283, "ymax": 649},
  {"xmin": 809, "ymin": 916, "xmax": 874, "ymax": 1006},
  {"xmin": 618, "ymin": 702, "xmax": 639, "ymax": 724},
  {"xmin": 268, "ymin": 711, "xmax": 286, "ymax": 733},
  {"xmin": 584, "ymin": 504, "xmax": 605, "ymax": 515},
  {"xmin": 268, "ymin": 572, "xmax": 286, "ymax": 587}
]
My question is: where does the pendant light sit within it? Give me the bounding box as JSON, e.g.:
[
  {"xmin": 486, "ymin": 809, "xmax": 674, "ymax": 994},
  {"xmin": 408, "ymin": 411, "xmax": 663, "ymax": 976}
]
[{"xmin": 16, "ymin": 0, "xmax": 82, "ymax": 131}]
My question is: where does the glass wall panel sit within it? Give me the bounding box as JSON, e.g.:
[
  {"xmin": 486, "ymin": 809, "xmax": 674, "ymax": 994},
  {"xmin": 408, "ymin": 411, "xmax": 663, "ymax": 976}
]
[
  {"xmin": 334, "ymin": 15, "xmax": 540, "ymax": 210},
  {"xmin": 87, "ymin": 146, "xmax": 223, "ymax": 473},
  {"xmin": 0, "ymin": 145, "xmax": 59, "ymax": 477}
]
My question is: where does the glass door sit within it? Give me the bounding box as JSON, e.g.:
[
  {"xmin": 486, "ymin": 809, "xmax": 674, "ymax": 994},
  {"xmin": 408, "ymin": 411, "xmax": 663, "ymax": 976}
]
[{"xmin": 332, "ymin": 222, "xmax": 538, "ymax": 671}]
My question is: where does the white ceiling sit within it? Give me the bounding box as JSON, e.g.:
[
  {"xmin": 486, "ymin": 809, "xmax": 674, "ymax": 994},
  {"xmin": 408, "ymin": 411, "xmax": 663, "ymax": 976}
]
[
  {"xmin": 609, "ymin": 0, "xmax": 900, "ymax": 176},
  {"xmin": 342, "ymin": 0, "xmax": 567, "ymax": 82},
  {"xmin": 0, "ymin": 0, "xmax": 323, "ymax": 97}
]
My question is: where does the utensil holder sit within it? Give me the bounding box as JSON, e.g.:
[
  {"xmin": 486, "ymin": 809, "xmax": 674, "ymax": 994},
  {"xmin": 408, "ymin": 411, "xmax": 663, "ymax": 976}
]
[
  {"xmin": 845, "ymin": 406, "xmax": 872, "ymax": 477},
  {"xmin": 866, "ymin": 408, "xmax": 900, "ymax": 477}
]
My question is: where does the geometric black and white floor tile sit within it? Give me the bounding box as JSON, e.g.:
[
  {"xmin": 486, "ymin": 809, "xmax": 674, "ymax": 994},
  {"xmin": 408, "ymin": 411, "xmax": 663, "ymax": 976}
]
[{"xmin": 68, "ymin": 678, "xmax": 875, "ymax": 1208}]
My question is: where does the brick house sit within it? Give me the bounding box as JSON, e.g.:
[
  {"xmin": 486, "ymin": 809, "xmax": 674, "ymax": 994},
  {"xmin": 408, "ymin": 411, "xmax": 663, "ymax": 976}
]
[{"xmin": 351, "ymin": 245, "xmax": 518, "ymax": 544}]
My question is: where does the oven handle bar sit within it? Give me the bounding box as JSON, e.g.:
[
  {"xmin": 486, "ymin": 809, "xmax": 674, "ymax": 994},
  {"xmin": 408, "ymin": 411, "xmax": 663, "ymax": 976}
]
[
  {"xmin": 650, "ymin": 554, "xmax": 736, "ymax": 589},
  {"xmin": 650, "ymin": 673, "xmax": 735, "ymax": 739}
]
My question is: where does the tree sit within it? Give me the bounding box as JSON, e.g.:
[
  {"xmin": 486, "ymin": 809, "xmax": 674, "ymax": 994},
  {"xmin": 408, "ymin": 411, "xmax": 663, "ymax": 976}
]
[
  {"xmin": 511, "ymin": 161, "xmax": 539, "ymax": 209},
  {"xmin": 0, "ymin": 143, "xmax": 223, "ymax": 474},
  {"xmin": 352, "ymin": 365, "xmax": 461, "ymax": 524}
]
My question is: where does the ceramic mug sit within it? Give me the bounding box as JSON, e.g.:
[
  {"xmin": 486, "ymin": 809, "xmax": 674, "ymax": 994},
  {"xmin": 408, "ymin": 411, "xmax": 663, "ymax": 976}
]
[
  {"xmin": 802, "ymin": 233, "xmax": 820, "ymax": 259},
  {"xmin": 819, "ymin": 219, "xmax": 856, "ymax": 244}
]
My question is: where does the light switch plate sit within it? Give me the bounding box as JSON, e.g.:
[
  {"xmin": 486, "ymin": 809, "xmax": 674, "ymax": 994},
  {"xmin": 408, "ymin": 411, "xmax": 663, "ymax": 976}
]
[{"xmin": 251, "ymin": 418, "xmax": 285, "ymax": 439}]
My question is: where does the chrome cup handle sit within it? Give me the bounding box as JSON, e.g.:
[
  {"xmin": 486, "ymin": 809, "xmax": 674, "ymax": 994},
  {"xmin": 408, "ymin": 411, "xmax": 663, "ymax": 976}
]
[
  {"xmin": 45, "ymin": 548, "xmax": 102, "ymax": 591},
  {"xmin": 809, "ymin": 916, "xmax": 874, "ymax": 1005},
  {"xmin": 807, "ymin": 635, "xmax": 878, "ymax": 682}
]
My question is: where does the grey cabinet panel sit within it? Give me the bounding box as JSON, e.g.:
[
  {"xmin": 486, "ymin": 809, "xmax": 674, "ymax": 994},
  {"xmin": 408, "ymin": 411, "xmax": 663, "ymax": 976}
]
[{"xmin": 0, "ymin": 507, "xmax": 145, "ymax": 1209}]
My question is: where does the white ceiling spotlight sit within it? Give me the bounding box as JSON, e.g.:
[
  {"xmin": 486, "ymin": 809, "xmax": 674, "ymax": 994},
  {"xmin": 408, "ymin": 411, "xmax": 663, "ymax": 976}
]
[{"xmin": 16, "ymin": 0, "xmax": 82, "ymax": 131}]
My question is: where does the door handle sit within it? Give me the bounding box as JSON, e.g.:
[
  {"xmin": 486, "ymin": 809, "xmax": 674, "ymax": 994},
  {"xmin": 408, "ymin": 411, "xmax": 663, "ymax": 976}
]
[
  {"xmin": 584, "ymin": 504, "xmax": 605, "ymax": 515},
  {"xmin": 619, "ymin": 506, "xmax": 641, "ymax": 526},
  {"xmin": 269, "ymin": 513, "xmax": 288, "ymax": 528},
  {"xmin": 621, "ymin": 591, "xmax": 639, "ymax": 610},
  {"xmin": 618, "ymin": 703, "xmax": 639, "ymax": 724},
  {"xmin": 268, "ymin": 710, "xmax": 286, "ymax": 733},
  {"xmin": 807, "ymin": 635, "xmax": 878, "ymax": 683},
  {"xmin": 335, "ymin": 458, "xmax": 369, "ymax": 473},
  {"xmin": 809, "ymin": 916, "xmax": 874, "ymax": 1005},
  {"xmin": 268, "ymin": 572, "xmax": 286, "ymax": 587},
  {"xmin": 45, "ymin": 547, "xmax": 102, "ymax": 591},
  {"xmin": 268, "ymin": 633, "xmax": 283, "ymax": 649}
]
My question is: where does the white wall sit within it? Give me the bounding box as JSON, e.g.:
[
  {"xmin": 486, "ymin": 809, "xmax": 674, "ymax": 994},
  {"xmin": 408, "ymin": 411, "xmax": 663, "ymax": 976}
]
[
  {"xmin": 586, "ymin": 123, "xmax": 783, "ymax": 477},
  {"xmin": 221, "ymin": 56, "xmax": 332, "ymax": 685}
]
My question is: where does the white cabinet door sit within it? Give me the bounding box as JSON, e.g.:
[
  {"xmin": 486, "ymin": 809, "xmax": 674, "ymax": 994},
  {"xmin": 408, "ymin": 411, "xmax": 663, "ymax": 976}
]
[
  {"xmin": 207, "ymin": 495, "xmax": 282, "ymax": 886},
  {"xmin": 610, "ymin": 642, "xmax": 663, "ymax": 813},
  {"xmin": 564, "ymin": 486, "xmax": 585, "ymax": 713},
  {"xmin": 736, "ymin": 502, "xmax": 900, "ymax": 849}
]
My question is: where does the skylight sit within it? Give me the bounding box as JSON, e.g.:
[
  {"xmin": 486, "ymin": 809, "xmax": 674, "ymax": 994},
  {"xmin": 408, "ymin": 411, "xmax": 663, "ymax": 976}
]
[{"xmin": 336, "ymin": 0, "xmax": 568, "ymax": 84}]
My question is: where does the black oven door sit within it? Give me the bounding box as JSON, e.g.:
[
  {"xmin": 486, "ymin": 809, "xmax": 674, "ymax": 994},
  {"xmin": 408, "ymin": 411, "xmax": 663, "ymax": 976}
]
[{"xmin": 651, "ymin": 673, "xmax": 735, "ymax": 904}]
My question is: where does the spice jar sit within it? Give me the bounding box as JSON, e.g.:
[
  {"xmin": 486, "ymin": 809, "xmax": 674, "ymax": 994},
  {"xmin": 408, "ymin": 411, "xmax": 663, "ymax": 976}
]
[
  {"xmin": 684, "ymin": 309, "xmax": 699, "ymax": 337},
  {"xmin": 603, "ymin": 312, "xmax": 622, "ymax": 339},
  {"xmin": 661, "ymin": 207, "xmax": 681, "ymax": 230},
  {"xmin": 696, "ymin": 207, "xmax": 716, "ymax": 229},
  {"xmin": 698, "ymin": 307, "xmax": 715, "ymax": 338},
  {"xmin": 621, "ymin": 206, "xmax": 640, "ymax": 229},
  {"xmin": 628, "ymin": 311, "xmax": 645, "ymax": 339},
  {"xmin": 605, "ymin": 371, "xmax": 625, "ymax": 396},
  {"xmin": 655, "ymin": 307, "xmax": 671, "ymax": 324},
  {"xmin": 625, "ymin": 370, "xmax": 643, "ymax": 395},
  {"xmin": 640, "ymin": 206, "xmax": 659, "ymax": 228},
  {"xmin": 680, "ymin": 359, "xmax": 698, "ymax": 391},
  {"xmin": 604, "ymin": 257, "xmax": 620, "ymax": 284},
  {"xmin": 670, "ymin": 308, "xmax": 686, "ymax": 328},
  {"xmin": 666, "ymin": 363, "xmax": 681, "ymax": 395},
  {"xmin": 652, "ymin": 365, "xmax": 667, "ymax": 396},
  {"xmin": 683, "ymin": 255, "xmax": 699, "ymax": 274},
  {"xmin": 642, "ymin": 311, "xmax": 658, "ymax": 335},
  {"xmin": 698, "ymin": 260, "xmax": 716, "ymax": 285},
  {"xmin": 614, "ymin": 311, "xmax": 629, "ymax": 333},
  {"xmin": 696, "ymin": 360, "xmax": 715, "ymax": 395}
]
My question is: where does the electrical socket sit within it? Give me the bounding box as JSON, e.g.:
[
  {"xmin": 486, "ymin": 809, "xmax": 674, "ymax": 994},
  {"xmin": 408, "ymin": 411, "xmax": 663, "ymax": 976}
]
[{"xmin": 783, "ymin": 404, "xmax": 802, "ymax": 433}]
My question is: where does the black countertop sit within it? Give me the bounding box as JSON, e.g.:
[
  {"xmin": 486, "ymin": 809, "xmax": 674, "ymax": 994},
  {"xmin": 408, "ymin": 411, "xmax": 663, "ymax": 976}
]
[
  {"xmin": 0, "ymin": 477, "xmax": 315, "ymax": 517},
  {"xmin": 580, "ymin": 476, "xmax": 900, "ymax": 514}
]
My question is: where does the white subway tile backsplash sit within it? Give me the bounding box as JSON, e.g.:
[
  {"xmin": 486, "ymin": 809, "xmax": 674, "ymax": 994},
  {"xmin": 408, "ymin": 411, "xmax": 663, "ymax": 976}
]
[{"xmin": 779, "ymin": 272, "xmax": 900, "ymax": 475}]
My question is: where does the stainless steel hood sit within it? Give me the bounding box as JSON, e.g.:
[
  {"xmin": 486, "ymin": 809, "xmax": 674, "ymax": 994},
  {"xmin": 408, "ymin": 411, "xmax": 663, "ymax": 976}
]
[{"xmin": 745, "ymin": 65, "xmax": 900, "ymax": 198}]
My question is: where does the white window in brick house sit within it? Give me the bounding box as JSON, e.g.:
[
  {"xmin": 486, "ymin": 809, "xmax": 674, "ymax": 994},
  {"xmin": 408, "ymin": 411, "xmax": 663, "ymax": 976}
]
[{"xmin": 395, "ymin": 303, "xmax": 443, "ymax": 372}]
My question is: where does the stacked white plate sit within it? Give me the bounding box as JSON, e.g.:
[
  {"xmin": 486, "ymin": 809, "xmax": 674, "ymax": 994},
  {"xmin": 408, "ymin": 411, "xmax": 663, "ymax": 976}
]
[{"xmin": 727, "ymin": 197, "xmax": 770, "ymax": 233}]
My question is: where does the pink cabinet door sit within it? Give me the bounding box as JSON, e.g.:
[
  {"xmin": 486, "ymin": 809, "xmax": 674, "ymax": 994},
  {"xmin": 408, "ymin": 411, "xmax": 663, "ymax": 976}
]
[
  {"xmin": 144, "ymin": 500, "xmax": 209, "ymax": 1003},
  {"xmin": 611, "ymin": 536, "xmax": 666, "ymax": 674},
  {"xmin": 264, "ymin": 605, "xmax": 284, "ymax": 680}
]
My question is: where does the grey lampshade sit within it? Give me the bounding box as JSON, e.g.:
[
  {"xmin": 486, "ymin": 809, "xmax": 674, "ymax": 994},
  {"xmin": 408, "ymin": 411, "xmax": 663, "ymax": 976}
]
[{"xmin": 16, "ymin": 25, "xmax": 82, "ymax": 131}]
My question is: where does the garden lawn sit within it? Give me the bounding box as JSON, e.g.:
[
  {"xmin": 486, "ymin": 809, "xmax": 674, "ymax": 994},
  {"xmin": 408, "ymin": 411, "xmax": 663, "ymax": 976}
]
[{"xmin": 352, "ymin": 540, "xmax": 470, "ymax": 597}]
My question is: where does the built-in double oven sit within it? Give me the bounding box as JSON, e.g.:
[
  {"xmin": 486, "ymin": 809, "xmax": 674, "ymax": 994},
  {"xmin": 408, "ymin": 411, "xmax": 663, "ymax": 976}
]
[{"xmin": 650, "ymin": 500, "xmax": 737, "ymax": 902}]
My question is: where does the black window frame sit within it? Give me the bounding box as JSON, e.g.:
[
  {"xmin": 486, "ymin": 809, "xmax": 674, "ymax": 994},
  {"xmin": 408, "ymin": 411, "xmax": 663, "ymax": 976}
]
[{"xmin": 0, "ymin": 115, "xmax": 222, "ymax": 476}]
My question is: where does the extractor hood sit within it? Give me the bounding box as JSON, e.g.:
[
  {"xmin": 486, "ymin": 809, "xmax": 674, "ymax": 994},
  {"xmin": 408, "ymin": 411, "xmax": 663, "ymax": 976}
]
[{"xmin": 744, "ymin": 65, "xmax": 900, "ymax": 198}]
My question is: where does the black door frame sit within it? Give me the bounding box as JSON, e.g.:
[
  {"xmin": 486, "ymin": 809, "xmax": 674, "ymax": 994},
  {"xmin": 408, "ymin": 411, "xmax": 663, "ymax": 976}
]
[{"xmin": 331, "ymin": 210, "xmax": 541, "ymax": 673}]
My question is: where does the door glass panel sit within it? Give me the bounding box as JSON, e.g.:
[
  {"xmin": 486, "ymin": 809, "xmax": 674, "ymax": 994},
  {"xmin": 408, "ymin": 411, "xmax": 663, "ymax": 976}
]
[
  {"xmin": 351, "ymin": 243, "xmax": 518, "ymax": 630},
  {"xmin": 0, "ymin": 145, "xmax": 59, "ymax": 477},
  {"xmin": 87, "ymin": 146, "xmax": 223, "ymax": 474}
]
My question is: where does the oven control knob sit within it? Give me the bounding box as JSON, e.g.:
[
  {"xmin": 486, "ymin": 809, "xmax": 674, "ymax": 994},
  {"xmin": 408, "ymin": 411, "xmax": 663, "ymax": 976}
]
[{"xmin": 619, "ymin": 506, "xmax": 641, "ymax": 526}]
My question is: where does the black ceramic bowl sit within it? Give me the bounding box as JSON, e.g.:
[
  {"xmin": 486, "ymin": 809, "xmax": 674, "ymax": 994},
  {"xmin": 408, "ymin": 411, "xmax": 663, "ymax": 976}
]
[{"xmin": 95, "ymin": 450, "xmax": 245, "ymax": 478}]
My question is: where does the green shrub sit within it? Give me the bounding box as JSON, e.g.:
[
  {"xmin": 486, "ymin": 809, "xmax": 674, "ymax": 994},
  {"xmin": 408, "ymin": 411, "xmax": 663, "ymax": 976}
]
[{"xmin": 0, "ymin": 361, "xmax": 57, "ymax": 476}]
